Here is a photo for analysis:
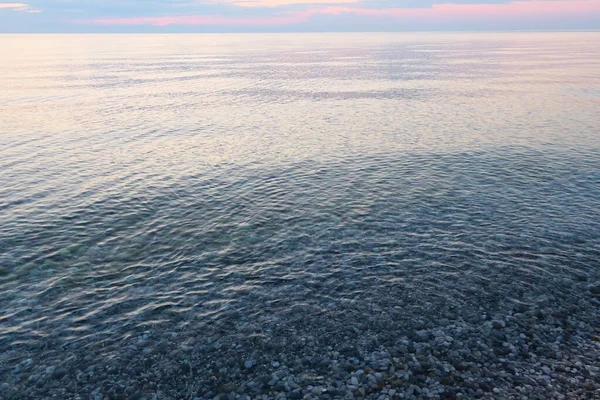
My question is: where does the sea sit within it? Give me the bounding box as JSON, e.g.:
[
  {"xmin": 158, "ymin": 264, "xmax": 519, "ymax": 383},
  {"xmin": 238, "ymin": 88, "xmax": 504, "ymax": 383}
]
[{"xmin": 1, "ymin": 32, "xmax": 599, "ymax": 398}]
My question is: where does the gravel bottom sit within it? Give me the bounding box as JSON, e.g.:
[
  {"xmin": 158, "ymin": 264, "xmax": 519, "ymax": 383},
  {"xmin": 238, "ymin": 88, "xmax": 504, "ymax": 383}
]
[{"xmin": 2, "ymin": 280, "xmax": 600, "ymax": 400}]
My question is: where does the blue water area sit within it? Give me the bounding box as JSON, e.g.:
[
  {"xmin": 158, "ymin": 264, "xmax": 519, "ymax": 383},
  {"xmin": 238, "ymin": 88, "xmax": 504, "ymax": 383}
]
[{"xmin": 1, "ymin": 33, "xmax": 599, "ymax": 399}]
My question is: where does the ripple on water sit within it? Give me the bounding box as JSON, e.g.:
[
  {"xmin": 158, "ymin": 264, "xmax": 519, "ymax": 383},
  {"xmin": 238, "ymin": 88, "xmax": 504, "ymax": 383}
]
[
  {"xmin": 0, "ymin": 32, "xmax": 600, "ymax": 398},
  {"xmin": 1, "ymin": 148, "xmax": 599, "ymax": 349}
]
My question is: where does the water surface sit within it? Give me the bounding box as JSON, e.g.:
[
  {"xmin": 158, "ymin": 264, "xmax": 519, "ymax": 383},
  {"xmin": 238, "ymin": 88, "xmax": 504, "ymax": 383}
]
[{"xmin": 1, "ymin": 33, "xmax": 600, "ymax": 399}]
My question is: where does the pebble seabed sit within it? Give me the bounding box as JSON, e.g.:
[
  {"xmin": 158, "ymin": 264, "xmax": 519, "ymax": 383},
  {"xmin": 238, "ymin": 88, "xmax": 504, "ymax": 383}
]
[{"xmin": 2, "ymin": 276, "xmax": 600, "ymax": 400}]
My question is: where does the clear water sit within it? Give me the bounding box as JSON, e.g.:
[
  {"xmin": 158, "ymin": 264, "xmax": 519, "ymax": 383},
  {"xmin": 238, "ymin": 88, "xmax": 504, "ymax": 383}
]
[{"xmin": 1, "ymin": 33, "xmax": 600, "ymax": 397}]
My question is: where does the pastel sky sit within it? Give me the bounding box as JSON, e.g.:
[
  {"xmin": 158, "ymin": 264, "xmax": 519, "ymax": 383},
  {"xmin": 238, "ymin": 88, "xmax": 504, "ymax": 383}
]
[{"xmin": 1, "ymin": 0, "xmax": 599, "ymax": 32}]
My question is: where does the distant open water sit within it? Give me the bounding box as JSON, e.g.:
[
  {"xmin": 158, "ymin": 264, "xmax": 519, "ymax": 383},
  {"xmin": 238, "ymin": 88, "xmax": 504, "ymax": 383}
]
[{"xmin": 1, "ymin": 33, "xmax": 600, "ymax": 398}]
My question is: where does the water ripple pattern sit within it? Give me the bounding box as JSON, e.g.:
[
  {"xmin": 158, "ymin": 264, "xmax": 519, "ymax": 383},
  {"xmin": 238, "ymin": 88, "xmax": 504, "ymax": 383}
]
[{"xmin": 1, "ymin": 32, "xmax": 600, "ymax": 399}]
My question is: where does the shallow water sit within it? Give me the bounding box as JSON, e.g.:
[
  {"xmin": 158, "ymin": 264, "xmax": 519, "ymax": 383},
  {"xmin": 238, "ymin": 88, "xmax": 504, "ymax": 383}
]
[{"xmin": 1, "ymin": 33, "xmax": 600, "ymax": 398}]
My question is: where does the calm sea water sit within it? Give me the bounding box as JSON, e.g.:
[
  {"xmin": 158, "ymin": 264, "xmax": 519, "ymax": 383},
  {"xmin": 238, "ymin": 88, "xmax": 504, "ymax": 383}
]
[{"xmin": 1, "ymin": 33, "xmax": 600, "ymax": 398}]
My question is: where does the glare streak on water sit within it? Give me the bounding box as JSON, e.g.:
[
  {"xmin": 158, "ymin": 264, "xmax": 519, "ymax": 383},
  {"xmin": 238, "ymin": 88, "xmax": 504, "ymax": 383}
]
[{"xmin": 0, "ymin": 32, "xmax": 600, "ymax": 396}]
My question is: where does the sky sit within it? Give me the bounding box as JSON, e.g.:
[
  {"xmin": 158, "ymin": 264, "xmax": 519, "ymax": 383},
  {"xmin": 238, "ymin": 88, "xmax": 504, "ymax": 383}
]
[{"xmin": 1, "ymin": 0, "xmax": 599, "ymax": 32}]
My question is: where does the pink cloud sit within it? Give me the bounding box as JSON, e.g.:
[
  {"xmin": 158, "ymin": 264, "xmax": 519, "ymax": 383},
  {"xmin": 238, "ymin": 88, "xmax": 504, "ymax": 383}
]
[
  {"xmin": 90, "ymin": 15, "xmax": 303, "ymax": 26},
  {"xmin": 0, "ymin": 2, "xmax": 40, "ymax": 12},
  {"xmin": 232, "ymin": 0, "xmax": 359, "ymax": 7},
  {"xmin": 0, "ymin": 2, "xmax": 29, "ymax": 9},
  {"xmin": 85, "ymin": 0, "xmax": 600, "ymax": 26}
]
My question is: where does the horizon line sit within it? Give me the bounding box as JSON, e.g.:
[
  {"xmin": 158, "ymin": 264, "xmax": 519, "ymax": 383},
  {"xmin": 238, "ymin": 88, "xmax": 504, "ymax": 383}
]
[{"xmin": 2, "ymin": 28, "xmax": 600, "ymax": 34}]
